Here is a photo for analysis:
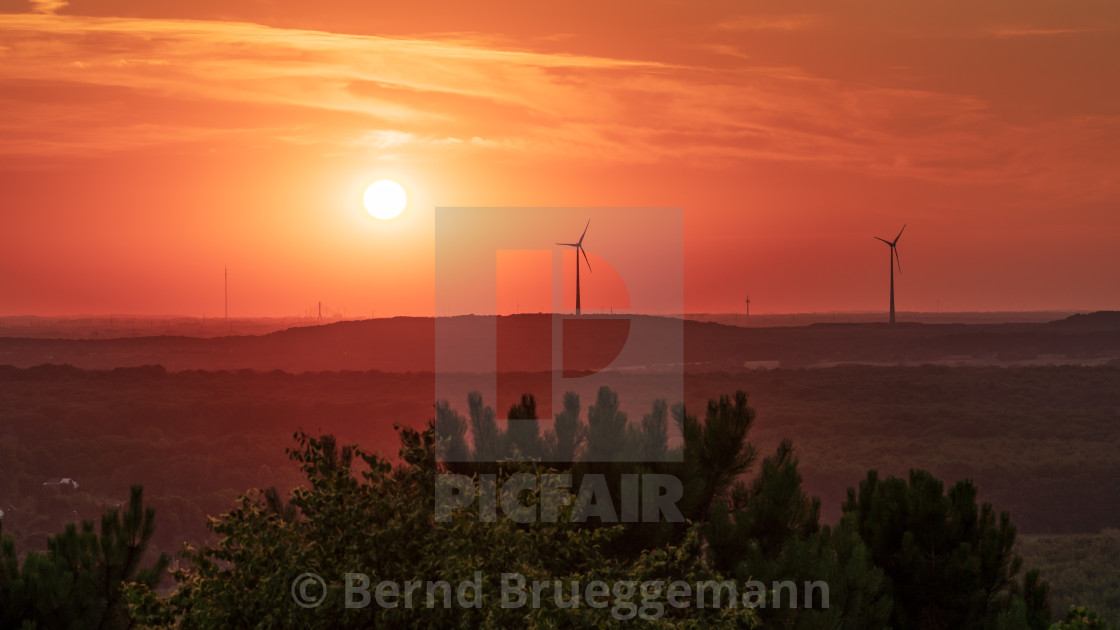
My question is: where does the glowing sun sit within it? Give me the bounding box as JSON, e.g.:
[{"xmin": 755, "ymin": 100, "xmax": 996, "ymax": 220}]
[{"xmin": 363, "ymin": 180, "xmax": 407, "ymax": 220}]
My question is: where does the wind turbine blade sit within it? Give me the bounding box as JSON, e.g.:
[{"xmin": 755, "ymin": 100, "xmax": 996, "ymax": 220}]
[
  {"xmin": 577, "ymin": 219, "xmax": 590, "ymax": 246},
  {"xmin": 894, "ymin": 247, "xmax": 902, "ymax": 275},
  {"xmin": 580, "ymin": 246, "xmax": 592, "ymax": 273},
  {"xmin": 556, "ymin": 242, "xmax": 578, "ymax": 247},
  {"xmin": 893, "ymin": 224, "xmax": 907, "ymax": 245},
  {"xmin": 874, "ymin": 237, "xmax": 892, "ymax": 245}
]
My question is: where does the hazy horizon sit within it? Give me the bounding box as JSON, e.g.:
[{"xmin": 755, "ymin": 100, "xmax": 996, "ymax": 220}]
[
  {"xmin": 0, "ymin": 308, "xmax": 1091, "ymax": 321},
  {"xmin": 0, "ymin": 309, "xmax": 1097, "ymax": 342}
]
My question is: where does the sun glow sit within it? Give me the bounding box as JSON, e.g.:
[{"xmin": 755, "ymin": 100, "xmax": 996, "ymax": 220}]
[{"xmin": 363, "ymin": 180, "xmax": 407, "ymax": 220}]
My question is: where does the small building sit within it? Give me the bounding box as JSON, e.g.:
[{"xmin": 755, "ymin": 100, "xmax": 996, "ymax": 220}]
[{"xmin": 43, "ymin": 477, "xmax": 80, "ymax": 489}]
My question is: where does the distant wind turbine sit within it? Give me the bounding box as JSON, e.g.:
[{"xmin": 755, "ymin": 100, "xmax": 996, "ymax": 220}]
[
  {"xmin": 874, "ymin": 224, "xmax": 906, "ymax": 324},
  {"xmin": 557, "ymin": 219, "xmax": 592, "ymax": 315}
]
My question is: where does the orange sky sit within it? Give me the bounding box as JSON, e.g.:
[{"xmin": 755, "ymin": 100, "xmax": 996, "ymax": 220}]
[{"xmin": 1, "ymin": 0, "xmax": 1118, "ymax": 316}]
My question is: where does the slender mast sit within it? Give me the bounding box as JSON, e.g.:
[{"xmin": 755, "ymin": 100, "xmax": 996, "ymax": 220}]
[
  {"xmin": 889, "ymin": 248, "xmax": 895, "ymax": 324},
  {"xmin": 575, "ymin": 250, "xmax": 581, "ymax": 315}
]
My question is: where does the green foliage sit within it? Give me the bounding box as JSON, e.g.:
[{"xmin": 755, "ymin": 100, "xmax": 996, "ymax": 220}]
[
  {"xmin": 152, "ymin": 426, "xmax": 758, "ymax": 629},
  {"xmin": 467, "ymin": 390, "xmax": 502, "ymax": 463},
  {"xmin": 506, "ymin": 393, "xmax": 543, "ymax": 459},
  {"xmin": 1050, "ymin": 606, "xmax": 1118, "ymax": 629},
  {"xmin": 146, "ymin": 386, "xmax": 1071, "ymax": 629},
  {"xmin": 843, "ymin": 469, "xmax": 1051, "ymax": 630},
  {"xmin": 431, "ymin": 400, "xmax": 469, "ymax": 464},
  {"xmin": 547, "ymin": 391, "xmax": 585, "ymax": 462},
  {"xmin": 675, "ymin": 392, "xmax": 757, "ymax": 525},
  {"xmin": 0, "ymin": 485, "xmax": 168, "ymax": 629},
  {"xmin": 706, "ymin": 440, "xmax": 892, "ymax": 629},
  {"xmin": 584, "ymin": 386, "xmax": 628, "ymax": 462},
  {"xmin": 635, "ymin": 398, "xmax": 670, "ymax": 461}
]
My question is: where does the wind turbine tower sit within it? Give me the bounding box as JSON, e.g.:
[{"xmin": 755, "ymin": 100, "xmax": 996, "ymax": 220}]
[
  {"xmin": 874, "ymin": 224, "xmax": 906, "ymax": 324},
  {"xmin": 556, "ymin": 220, "xmax": 592, "ymax": 315}
]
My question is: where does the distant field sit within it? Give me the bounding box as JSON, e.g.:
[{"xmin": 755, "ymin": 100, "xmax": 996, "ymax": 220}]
[
  {"xmin": 1017, "ymin": 530, "xmax": 1120, "ymax": 626},
  {"xmin": 2, "ymin": 363, "xmax": 1118, "ymax": 565},
  {"xmin": 688, "ymin": 366, "xmax": 1120, "ymax": 532}
]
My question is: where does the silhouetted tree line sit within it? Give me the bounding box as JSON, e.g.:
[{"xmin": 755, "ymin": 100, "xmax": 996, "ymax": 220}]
[{"xmin": 0, "ymin": 387, "xmax": 1112, "ymax": 628}]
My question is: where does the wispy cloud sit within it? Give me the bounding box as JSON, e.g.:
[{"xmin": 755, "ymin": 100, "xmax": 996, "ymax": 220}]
[
  {"xmin": 0, "ymin": 13, "xmax": 1117, "ymax": 201},
  {"xmin": 716, "ymin": 14, "xmax": 821, "ymax": 32},
  {"xmin": 0, "ymin": 14, "xmax": 668, "ymax": 161},
  {"xmin": 989, "ymin": 26, "xmax": 1099, "ymax": 38},
  {"xmin": 28, "ymin": 0, "xmax": 67, "ymax": 15},
  {"xmin": 697, "ymin": 43, "xmax": 751, "ymax": 60}
]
